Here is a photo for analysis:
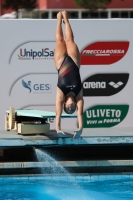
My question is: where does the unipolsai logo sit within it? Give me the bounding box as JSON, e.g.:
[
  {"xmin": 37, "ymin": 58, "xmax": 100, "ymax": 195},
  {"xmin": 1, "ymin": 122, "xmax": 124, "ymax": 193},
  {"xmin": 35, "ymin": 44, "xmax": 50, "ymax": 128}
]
[
  {"xmin": 80, "ymin": 41, "xmax": 129, "ymax": 65},
  {"xmin": 18, "ymin": 48, "xmax": 54, "ymax": 60},
  {"xmin": 82, "ymin": 73, "xmax": 129, "ymax": 96},
  {"xmin": 9, "ymin": 41, "xmax": 56, "ymax": 64},
  {"xmin": 22, "ymin": 79, "xmax": 51, "ymax": 93},
  {"xmin": 83, "ymin": 105, "xmax": 129, "ymax": 128}
]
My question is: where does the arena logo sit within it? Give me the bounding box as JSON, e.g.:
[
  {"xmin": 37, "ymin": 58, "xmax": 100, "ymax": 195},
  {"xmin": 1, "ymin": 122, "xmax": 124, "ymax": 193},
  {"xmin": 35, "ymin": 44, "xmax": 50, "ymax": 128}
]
[
  {"xmin": 18, "ymin": 48, "xmax": 54, "ymax": 60},
  {"xmin": 83, "ymin": 105, "xmax": 129, "ymax": 128},
  {"xmin": 22, "ymin": 79, "xmax": 51, "ymax": 93},
  {"xmin": 82, "ymin": 73, "xmax": 129, "ymax": 96},
  {"xmin": 80, "ymin": 41, "xmax": 129, "ymax": 65}
]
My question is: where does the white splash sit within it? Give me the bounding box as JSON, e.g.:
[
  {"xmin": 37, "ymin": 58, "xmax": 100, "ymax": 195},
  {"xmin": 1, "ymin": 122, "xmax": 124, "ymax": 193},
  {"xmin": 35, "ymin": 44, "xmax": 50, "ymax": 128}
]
[{"xmin": 35, "ymin": 149, "xmax": 69, "ymax": 175}]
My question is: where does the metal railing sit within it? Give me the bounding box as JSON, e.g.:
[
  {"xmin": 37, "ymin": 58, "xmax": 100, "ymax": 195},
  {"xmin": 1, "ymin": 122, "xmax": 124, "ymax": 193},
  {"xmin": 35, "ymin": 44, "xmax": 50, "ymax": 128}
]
[{"xmin": 18, "ymin": 8, "xmax": 133, "ymax": 19}]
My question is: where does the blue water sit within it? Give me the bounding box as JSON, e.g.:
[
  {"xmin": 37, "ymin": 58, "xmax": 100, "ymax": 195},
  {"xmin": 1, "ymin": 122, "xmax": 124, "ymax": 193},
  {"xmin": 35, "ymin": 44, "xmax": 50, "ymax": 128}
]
[{"xmin": 0, "ymin": 175, "xmax": 133, "ymax": 200}]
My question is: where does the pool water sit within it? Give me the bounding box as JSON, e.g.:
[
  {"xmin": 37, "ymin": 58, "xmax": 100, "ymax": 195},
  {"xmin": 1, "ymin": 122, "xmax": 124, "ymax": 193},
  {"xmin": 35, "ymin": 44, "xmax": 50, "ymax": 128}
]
[{"xmin": 0, "ymin": 174, "xmax": 133, "ymax": 200}]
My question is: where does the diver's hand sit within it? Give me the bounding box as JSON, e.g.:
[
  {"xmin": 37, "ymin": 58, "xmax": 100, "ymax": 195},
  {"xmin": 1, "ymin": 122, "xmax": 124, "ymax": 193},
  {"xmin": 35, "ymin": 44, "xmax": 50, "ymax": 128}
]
[
  {"xmin": 73, "ymin": 129, "xmax": 82, "ymax": 139},
  {"xmin": 57, "ymin": 129, "xmax": 65, "ymax": 137}
]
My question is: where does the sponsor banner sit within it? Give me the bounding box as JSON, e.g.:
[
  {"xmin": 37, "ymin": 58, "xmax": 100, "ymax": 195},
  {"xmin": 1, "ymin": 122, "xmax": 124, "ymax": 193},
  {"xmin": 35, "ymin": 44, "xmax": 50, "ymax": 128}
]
[
  {"xmin": 83, "ymin": 105, "xmax": 129, "ymax": 128},
  {"xmin": 0, "ymin": 19, "xmax": 133, "ymax": 130},
  {"xmin": 83, "ymin": 73, "xmax": 129, "ymax": 96},
  {"xmin": 80, "ymin": 41, "xmax": 129, "ymax": 65},
  {"xmin": 9, "ymin": 41, "xmax": 55, "ymax": 64},
  {"xmin": 9, "ymin": 73, "xmax": 57, "ymax": 104}
]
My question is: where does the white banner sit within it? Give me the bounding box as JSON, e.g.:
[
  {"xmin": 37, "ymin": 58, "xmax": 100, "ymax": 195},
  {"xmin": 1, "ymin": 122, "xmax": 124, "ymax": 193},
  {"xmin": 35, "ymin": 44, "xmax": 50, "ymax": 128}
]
[{"xmin": 0, "ymin": 19, "xmax": 133, "ymax": 130}]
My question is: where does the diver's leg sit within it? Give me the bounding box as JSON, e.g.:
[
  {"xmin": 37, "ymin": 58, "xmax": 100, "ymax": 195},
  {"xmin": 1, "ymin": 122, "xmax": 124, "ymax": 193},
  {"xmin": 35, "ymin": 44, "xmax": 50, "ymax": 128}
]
[
  {"xmin": 54, "ymin": 12, "xmax": 67, "ymax": 70},
  {"xmin": 62, "ymin": 11, "xmax": 80, "ymax": 67}
]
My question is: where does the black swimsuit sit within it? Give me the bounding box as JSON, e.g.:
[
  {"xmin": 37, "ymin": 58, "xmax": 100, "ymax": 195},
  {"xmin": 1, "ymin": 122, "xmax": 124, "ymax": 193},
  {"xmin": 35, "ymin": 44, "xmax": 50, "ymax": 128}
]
[{"xmin": 57, "ymin": 55, "xmax": 82, "ymax": 96}]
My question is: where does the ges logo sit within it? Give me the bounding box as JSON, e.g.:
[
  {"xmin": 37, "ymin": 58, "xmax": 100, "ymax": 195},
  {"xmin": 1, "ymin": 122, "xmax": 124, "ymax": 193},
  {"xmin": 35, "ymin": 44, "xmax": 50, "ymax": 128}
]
[{"xmin": 22, "ymin": 79, "xmax": 51, "ymax": 93}]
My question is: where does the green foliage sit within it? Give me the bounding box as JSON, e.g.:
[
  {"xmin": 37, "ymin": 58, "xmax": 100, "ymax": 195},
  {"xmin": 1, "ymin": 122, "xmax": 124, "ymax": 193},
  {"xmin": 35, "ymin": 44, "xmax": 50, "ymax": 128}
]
[
  {"xmin": 2, "ymin": 0, "xmax": 38, "ymax": 11},
  {"xmin": 74, "ymin": 0, "xmax": 112, "ymax": 9}
]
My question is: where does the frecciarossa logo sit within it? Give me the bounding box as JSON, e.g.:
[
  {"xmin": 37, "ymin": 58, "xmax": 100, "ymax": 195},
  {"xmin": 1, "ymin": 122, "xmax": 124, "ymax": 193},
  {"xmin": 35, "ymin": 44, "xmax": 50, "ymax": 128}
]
[{"xmin": 80, "ymin": 41, "xmax": 129, "ymax": 65}]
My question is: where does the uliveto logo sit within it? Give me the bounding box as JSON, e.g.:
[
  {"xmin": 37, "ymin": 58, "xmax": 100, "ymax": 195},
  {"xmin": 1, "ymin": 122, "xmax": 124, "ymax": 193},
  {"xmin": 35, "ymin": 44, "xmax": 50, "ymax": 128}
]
[
  {"xmin": 83, "ymin": 73, "xmax": 129, "ymax": 96},
  {"xmin": 18, "ymin": 48, "xmax": 54, "ymax": 60},
  {"xmin": 83, "ymin": 105, "xmax": 129, "ymax": 128},
  {"xmin": 80, "ymin": 41, "xmax": 129, "ymax": 65},
  {"xmin": 22, "ymin": 79, "xmax": 51, "ymax": 93}
]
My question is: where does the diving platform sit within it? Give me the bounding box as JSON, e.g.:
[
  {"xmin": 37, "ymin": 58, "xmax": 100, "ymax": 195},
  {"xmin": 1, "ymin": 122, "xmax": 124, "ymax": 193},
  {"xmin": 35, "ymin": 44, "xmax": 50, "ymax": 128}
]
[
  {"xmin": 1, "ymin": 107, "xmax": 133, "ymax": 147},
  {"xmin": 0, "ymin": 128, "xmax": 133, "ymax": 147}
]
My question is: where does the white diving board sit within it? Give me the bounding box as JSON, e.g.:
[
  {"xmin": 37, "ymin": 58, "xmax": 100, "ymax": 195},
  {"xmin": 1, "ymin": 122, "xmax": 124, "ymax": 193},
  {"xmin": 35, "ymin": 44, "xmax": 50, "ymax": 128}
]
[
  {"xmin": 5, "ymin": 108, "xmax": 77, "ymax": 135},
  {"xmin": 6, "ymin": 109, "xmax": 77, "ymax": 118}
]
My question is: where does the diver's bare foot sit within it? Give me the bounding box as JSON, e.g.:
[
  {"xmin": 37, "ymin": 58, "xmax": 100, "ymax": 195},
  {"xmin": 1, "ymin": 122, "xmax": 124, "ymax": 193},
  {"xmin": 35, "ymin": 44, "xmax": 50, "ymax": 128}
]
[
  {"xmin": 62, "ymin": 11, "xmax": 69, "ymax": 24},
  {"xmin": 57, "ymin": 12, "xmax": 63, "ymax": 21}
]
